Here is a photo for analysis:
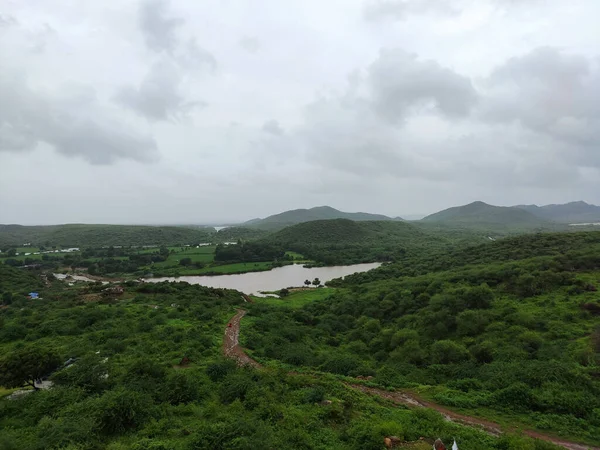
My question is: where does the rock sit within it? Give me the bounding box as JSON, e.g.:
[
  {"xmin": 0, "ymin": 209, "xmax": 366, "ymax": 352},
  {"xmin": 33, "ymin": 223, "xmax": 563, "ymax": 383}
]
[
  {"xmin": 384, "ymin": 436, "xmax": 402, "ymax": 448},
  {"xmin": 433, "ymin": 438, "xmax": 446, "ymax": 450}
]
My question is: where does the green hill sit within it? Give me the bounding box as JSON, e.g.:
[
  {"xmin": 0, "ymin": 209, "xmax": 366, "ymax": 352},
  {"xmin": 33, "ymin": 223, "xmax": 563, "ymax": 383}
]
[
  {"xmin": 265, "ymin": 219, "xmax": 422, "ymax": 246},
  {"xmin": 261, "ymin": 219, "xmax": 450, "ymax": 265},
  {"xmin": 515, "ymin": 201, "xmax": 600, "ymax": 223},
  {"xmin": 421, "ymin": 201, "xmax": 551, "ymax": 230},
  {"xmin": 0, "ymin": 224, "xmax": 215, "ymax": 248},
  {"xmin": 245, "ymin": 206, "xmax": 398, "ymax": 230}
]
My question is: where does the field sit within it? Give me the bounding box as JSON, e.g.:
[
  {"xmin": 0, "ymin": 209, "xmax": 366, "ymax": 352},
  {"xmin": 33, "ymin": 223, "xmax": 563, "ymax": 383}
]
[{"xmin": 254, "ymin": 288, "xmax": 336, "ymax": 308}]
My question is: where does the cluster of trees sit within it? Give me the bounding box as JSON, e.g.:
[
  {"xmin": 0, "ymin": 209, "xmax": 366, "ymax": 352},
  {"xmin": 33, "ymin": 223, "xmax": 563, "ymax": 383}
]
[
  {"xmin": 244, "ymin": 232, "xmax": 600, "ymax": 443},
  {"xmin": 0, "ymin": 279, "xmax": 550, "ymax": 449}
]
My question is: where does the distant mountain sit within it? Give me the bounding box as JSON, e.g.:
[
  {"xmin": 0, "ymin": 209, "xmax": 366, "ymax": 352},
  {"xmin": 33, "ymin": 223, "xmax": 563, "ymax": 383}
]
[
  {"xmin": 514, "ymin": 201, "xmax": 600, "ymax": 224},
  {"xmin": 421, "ymin": 201, "xmax": 550, "ymax": 230},
  {"xmin": 245, "ymin": 206, "xmax": 399, "ymax": 230}
]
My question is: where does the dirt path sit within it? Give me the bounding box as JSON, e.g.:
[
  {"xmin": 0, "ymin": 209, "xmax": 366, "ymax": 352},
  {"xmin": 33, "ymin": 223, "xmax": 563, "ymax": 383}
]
[
  {"xmin": 223, "ymin": 310, "xmax": 261, "ymax": 368},
  {"xmin": 223, "ymin": 311, "xmax": 598, "ymax": 450}
]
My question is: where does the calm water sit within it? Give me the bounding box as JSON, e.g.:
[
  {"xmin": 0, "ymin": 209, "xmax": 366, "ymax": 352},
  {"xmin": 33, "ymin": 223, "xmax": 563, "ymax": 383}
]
[{"xmin": 144, "ymin": 262, "xmax": 381, "ymax": 294}]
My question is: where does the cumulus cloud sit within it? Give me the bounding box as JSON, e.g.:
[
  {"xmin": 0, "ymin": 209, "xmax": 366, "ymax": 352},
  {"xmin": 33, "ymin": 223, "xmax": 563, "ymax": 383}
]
[
  {"xmin": 239, "ymin": 36, "xmax": 261, "ymax": 54},
  {"xmin": 367, "ymin": 49, "xmax": 478, "ymax": 121},
  {"xmin": 116, "ymin": 61, "xmax": 205, "ymax": 121},
  {"xmin": 0, "ymin": 73, "xmax": 158, "ymax": 165},
  {"xmin": 262, "ymin": 120, "xmax": 284, "ymax": 136}
]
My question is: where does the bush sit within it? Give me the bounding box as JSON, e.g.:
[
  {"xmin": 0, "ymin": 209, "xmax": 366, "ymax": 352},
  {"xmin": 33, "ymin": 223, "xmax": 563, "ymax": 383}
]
[{"xmin": 97, "ymin": 388, "xmax": 154, "ymax": 435}]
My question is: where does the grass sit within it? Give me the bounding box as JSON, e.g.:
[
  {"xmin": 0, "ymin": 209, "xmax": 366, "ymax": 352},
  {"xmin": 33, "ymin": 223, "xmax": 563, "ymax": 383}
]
[
  {"xmin": 285, "ymin": 251, "xmax": 305, "ymax": 260},
  {"xmin": 149, "ymin": 246, "xmax": 216, "ymax": 269},
  {"xmin": 151, "ymin": 261, "xmax": 274, "ymax": 276},
  {"xmin": 253, "ymin": 287, "xmax": 337, "ymax": 308},
  {"xmin": 0, "ymin": 387, "xmax": 22, "ymax": 398}
]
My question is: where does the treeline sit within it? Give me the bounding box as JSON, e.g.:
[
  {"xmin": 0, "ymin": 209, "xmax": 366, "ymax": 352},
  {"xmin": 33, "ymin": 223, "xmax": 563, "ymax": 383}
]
[
  {"xmin": 335, "ymin": 230, "xmax": 600, "ymax": 285},
  {"xmin": 0, "ymin": 224, "xmax": 215, "ymax": 248}
]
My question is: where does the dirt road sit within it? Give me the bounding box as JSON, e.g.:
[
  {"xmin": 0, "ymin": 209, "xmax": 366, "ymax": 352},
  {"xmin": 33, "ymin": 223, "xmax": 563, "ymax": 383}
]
[
  {"xmin": 223, "ymin": 310, "xmax": 261, "ymax": 368},
  {"xmin": 223, "ymin": 310, "xmax": 598, "ymax": 450}
]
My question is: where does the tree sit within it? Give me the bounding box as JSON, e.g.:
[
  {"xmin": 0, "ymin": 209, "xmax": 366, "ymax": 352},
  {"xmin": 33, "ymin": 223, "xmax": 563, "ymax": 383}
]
[
  {"xmin": 279, "ymin": 288, "xmax": 290, "ymax": 297},
  {"xmin": 5, "ymin": 248, "xmax": 16, "ymax": 257},
  {"xmin": 0, "ymin": 346, "xmax": 61, "ymax": 390},
  {"xmin": 179, "ymin": 257, "xmax": 192, "ymax": 266},
  {"xmin": 312, "ymin": 278, "xmax": 321, "ymax": 287},
  {"xmin": 2, "ymin": 291, "xmax": 12, "ymax": 305},
  {"xmin": 304, "ymin": 279, "xmax": 311, "ymax": 287}
]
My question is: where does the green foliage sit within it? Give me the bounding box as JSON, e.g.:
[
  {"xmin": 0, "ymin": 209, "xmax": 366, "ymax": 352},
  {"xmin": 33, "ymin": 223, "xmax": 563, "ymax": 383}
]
[
  {"xmin": 0, "ymin": 345, "xmax": 61, "ymax": 389},
  {"xmin": 0, "ymin": 224, "xmax": 215, "ymax": 247}
]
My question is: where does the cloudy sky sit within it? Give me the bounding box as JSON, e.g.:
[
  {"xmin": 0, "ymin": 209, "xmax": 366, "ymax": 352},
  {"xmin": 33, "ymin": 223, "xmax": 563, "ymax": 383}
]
[{"xmin": 1, "ymin": 0, "xmax": 599, "ymax": 224}]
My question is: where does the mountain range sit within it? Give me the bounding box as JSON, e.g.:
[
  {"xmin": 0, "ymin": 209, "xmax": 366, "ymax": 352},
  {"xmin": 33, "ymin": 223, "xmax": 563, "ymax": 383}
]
[
  {"xmin": 244, "ymin": 206, "xmax": 401, "ymax": 230},
  {"xmin": 513, "ymin": 201, "xmax": 600, "ymax": 224},
  {"xmin": 244, "ymin": 201, "xmax": 600, "ymax": 232}
]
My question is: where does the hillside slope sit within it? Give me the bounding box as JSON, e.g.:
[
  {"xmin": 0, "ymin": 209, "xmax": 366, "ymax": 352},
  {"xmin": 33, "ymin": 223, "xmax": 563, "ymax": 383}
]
[
  {"xmin": 421, "ymin": 201, "xmax": 550, "ymax": 230},
  {"xmin": 0, "ymin": 224, "xmax": 215, "ymax": 247},
  {"xmin": 265, "ymin": 219, "xmax": 424, "ymax": 246},
  {"xmin": 260, "ymin": 219, "xmax": 450, "ymax": 264},
  {"xmin": 245, "ymin": 206, "xmax": 397, "ymax": 230},
  {"xmin": 515, "ymin": 201, "xmax": 600, "ymax": 223}
]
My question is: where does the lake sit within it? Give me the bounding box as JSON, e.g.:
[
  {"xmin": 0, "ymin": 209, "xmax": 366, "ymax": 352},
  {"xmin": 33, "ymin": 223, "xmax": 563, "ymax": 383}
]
[{"xmin": 144, "ymin": 262, "xmax": 381, "ymax": 295}]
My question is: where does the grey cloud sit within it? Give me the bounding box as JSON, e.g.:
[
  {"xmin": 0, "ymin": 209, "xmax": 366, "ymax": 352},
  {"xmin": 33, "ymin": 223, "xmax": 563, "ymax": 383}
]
[
  {"xmin": 139, "ymin": 0, "xmax": 183, "ymax": 52},
  {"xmin": 0, "ymin": 74, "xmax": 158, "ymax": 165},
  {"xmin": 364, "ymin": 0, "xmax": 459, "ymax": 21},
  {"xmin": 367, "ymin": 49, "xmax": 478, "ymax": 121},
  {"xmin": 176, "ymin": 38, "xmax": 217, "ymax": 72},
  {"xmin": 0, "ymin": 14, "xmax": 17, "ymax": 28},
  {"xmin": 257, "ymin": 47, "xmax": 597, "ymax": 192},
  {"xmin": 239, "ymin": 36, "xmax": 261, "ymax": 54},
  {"xmin": 262, "ymin": 120, "xmax": 284, "ymax": 136},
  {"xmin": 481, "ymin": 47, "xmax": 600, "ymax": 167},
  {"xmin": 116, "ymin": 61, "xmax": 205, "ymax": 121}
]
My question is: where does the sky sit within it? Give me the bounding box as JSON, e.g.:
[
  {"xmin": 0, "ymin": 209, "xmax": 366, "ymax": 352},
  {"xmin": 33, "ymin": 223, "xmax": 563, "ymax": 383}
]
[{"xmin": 0, "ymin": 0, "xmax": 599, "ymax": 224}]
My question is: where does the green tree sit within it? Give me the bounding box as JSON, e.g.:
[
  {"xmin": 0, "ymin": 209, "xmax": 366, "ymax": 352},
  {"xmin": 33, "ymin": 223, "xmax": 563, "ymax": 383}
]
[
  {"xmin": 179, "ymin": 257, "xmax": 192, "ymax": 266},
  {"xmin": 2, "ymin": 291, "xmax": 12, "ymax": 305},
  {"xmin": 0, "ymin": 346, "xmax": 61, "ymax": 390},
  {"xmin": 312, "ymin": 278, "xmax": 321, "ymax": 287},
  {"xmin": 304, "ymin": 279, "xmax": 311, "ymax": 287}
]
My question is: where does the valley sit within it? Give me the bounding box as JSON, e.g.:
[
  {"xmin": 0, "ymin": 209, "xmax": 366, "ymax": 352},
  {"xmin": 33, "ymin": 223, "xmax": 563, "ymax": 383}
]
[{"xmin": 1, "ymin": 201, "xmax": 600, "ymax": 449}]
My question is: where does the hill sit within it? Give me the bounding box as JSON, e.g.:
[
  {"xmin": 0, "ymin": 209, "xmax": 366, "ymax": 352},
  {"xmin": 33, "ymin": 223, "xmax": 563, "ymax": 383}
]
[
  {"xmin": 245, "ymin": 206, "xmax": 398, "ymax": 230},
  {"xmin": 0, "ymin": 224, "xmax": 215, "ymax": 248},
  {"xmin": 421, "ymin": 201, "xmax": 551, "ymax": 230},
  {"xmin": 266, "ymin": 219, "xmax": 421, "ymax": 246},
  {"xmin": 515, "ymin": 201, "xmax": 600, "ymax": 223},
  {"xmin": 261, "ymin": 219, "xmax": 451, "ymax": 264}
]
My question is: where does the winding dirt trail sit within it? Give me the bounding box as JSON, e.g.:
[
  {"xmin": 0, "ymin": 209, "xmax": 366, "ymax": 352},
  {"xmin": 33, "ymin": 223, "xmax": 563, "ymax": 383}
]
[{"xmin": 223, "ymin": 310, "xmax": 598, "ymax": 450}]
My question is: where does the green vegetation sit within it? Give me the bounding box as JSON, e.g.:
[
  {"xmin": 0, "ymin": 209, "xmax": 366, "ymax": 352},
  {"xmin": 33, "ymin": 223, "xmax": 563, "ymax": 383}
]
[
  {"xmin": 260, "ymin": 219, "xmax": 462, "ymax": 265},
  {"xmin": 0, "ymin": 224, "xmax": 216, "ymax": 248},
  {"xmin": 244, "ymin": 231, "xmax": 600, "ymax": 445},
  {"xmin": 515, "ymin": 201, "xmax": 600, "ymax": 224},
  {"xmin": 0, "ymin": 276, "xmax": 555, "ymax": 449},
  {"xmin": 254, "ymin": 288, "xmax": 335, "ymax": 308},
  {"xmin": 420, "ymin": 201, "xmax": 560, "ymax": 232},
  {"xmin": 2, "ymin": 211, "xmax": 600, "ymax": 448}
]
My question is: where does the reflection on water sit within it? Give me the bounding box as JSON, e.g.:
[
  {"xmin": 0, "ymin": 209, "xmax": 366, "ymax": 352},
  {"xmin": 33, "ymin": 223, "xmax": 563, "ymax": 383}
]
[{"xmin": 144, "ymin": 262, "xmax": 381, "ymax": 295}]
